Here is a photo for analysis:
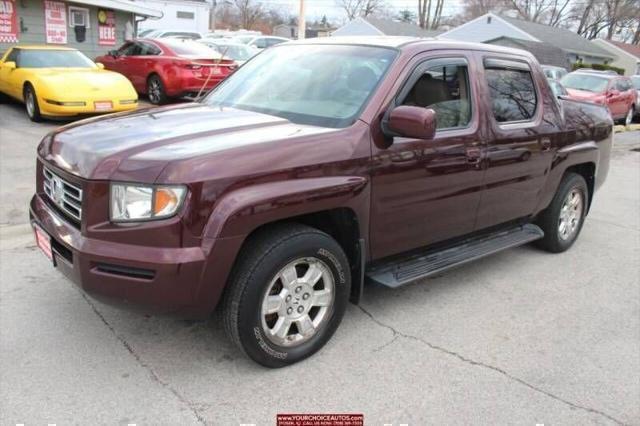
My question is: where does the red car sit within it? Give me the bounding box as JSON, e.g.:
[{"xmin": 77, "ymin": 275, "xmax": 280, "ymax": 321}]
[
  {"xmin": 560, "ymin": 70, "xmax": 636, "ymax": 125},
  {"xmin": 96, "ymin": 38, "xmax": 236, "ymax": 105}
]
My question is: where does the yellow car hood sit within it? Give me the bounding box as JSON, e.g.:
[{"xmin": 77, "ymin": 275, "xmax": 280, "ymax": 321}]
[{"xmin": 33, "ymin": 68, "xmax": 137, "ymax": 101}]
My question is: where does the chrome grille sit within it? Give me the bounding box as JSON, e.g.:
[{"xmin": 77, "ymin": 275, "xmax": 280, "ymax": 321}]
[{"xmin": 43, "ymin": 167, "xmax": 82, "ymax": 221}]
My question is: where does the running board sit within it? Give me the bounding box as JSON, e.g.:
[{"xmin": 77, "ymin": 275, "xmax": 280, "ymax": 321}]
[{"xmin": 366, "ymin": 224, "xmax": 544, "ymax": 288}]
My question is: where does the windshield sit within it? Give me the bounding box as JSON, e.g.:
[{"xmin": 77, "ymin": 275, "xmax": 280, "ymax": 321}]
[
  {"xmin": 632, "ymin": 76, "xmax": 640, "ymax": 90},
  {"xmin": 203, "ymin": 44, "xmax": 397, "ymax": 128},
  {"xmin": 214, "ymin": 44, "xmax": 254, "ymax": 61},
  {"xmin": 560, "ymin": 73, "xmax": 609, "ymax": 93},
  {"xmin": 17, "ymin": 50, "xmax": 95, "ymax": 68},
  {"xmin": 163, "ymin": 39, "xmax": 218, "ymax": 57}
]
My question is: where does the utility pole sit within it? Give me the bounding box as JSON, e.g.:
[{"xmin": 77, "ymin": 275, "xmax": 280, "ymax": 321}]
[
  {"xmin": 209, "ymin": 0, "xmax": 216, "ymax": 32},
  {"xmin": 298, "ymin": 0, "xmax": 306, "ymax": 39}
]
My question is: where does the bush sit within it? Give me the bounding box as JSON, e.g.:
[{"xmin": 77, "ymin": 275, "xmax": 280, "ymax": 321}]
[{"xmin": 571, "ymin": 62, "xmax": 625, "ymax": 75}]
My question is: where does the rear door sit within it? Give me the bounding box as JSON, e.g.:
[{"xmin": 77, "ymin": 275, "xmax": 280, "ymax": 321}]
[
  {"xmin": 608, "ymin": 78, "xmax": 626, "ymax": 118},
  {"xmin": 129, "ymin": 41, "xmax": 162, "ymax": 91},
  {"xmin": 474, "ymin": 56, "xmax": 557, "ymax": 230}
]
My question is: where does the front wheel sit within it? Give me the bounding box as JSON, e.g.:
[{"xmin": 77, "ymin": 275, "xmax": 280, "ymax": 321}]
[
  {"xmin": 222, "ymin": 224, "xmax": 351, "ymax": 368},
  {"xmin": 624, "ymin": 106, "xmax": 633, "ymax": 126},
  {"xmin": 536, "ymin": 173, "xmax": 589, "ymax": 253},
  {"xmin": 24, "ymin": 84, "xmax": 42, "ymax": 122}
]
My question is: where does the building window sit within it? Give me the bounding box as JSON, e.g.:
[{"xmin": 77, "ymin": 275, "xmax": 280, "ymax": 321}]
[
  {"xmin": 176, "ymin": 11, "xmax": 194, "ymax": 19},
  {"xmin": 69, "ymin": 6, "xmax": 90, "ymax": 28}
]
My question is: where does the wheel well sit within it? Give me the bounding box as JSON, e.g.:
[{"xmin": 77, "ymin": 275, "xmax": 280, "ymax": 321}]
[
  {"xmin": 22, "ymin": 81, "xmax": 33, "ymax": 93},
  {"xmin": 565, "ymin": 162, "xmax": 595, "ymax": 211},
  {"xmin": 237, "ymin": 208, "xmax": 364, "ymax": 303}
]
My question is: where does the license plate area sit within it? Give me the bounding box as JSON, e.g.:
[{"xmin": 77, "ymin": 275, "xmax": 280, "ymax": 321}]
[
  {"xmin": 33, "ymin": 223, "xmax": 53, "ymax": 262},
  {"xmin": 94, "ymin": 101, "xmax": 113, "ymax": 111}
]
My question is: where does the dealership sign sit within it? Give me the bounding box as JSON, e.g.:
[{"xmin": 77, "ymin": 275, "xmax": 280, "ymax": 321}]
[
  {"xmin": 0, "ymin": 0, "xmax": 18, "ymax": 43},
  {"xmin": 97, "ymin": 9, "xmax": 116, "ymax": 45},
  {"xmin": 44, "ymin": 0, "xmax": 67, "ymax": 44}
]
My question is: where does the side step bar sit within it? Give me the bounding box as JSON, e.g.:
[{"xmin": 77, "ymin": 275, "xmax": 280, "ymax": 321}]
[{"xmin": 366, "ymin": 224, "xmax": 544, "ymax": 288}]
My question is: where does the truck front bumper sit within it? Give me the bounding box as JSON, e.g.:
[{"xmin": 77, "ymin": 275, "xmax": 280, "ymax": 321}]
[{"xmin": 29, "ymin": 193, "xmax": 215, "ymax": 318}]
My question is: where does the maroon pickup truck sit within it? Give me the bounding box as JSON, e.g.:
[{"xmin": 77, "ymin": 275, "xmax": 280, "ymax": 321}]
[{"xmin": 30, "ymin": 37, "xmax": 613, "ymax": 367}]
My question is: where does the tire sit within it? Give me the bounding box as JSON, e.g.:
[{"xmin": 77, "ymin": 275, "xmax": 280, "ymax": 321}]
[
  {"xmin": 222, "ymin": 223, "xmax": 351, "ymax": 368},
  {"xmin": 535, "ymin": 173, "xmax": 589, "ymax": 253},
  {"xmin": 623, "ymin": 106, "xmax": 633, "ymax": 126},
  {"xmin": 24, "ymin": 84, "xmax": 42, "ymax": 122},
  {"xmin": 146, "ymin": 74, "xmax": 168, "ymax": 105}
]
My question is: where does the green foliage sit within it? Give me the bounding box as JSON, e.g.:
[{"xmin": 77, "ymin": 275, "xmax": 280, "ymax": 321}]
[{"xmin": 571, "ymin": 62, "xmax": 625, "ymax": 75}]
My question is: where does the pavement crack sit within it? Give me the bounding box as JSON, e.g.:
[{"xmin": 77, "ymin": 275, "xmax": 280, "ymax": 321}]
[
  {"xmin": 79, "ymin": 292, "xmax": 206, "ymax": 425},
  {"xmin": 357, "ymin": 305, "xmax": 628, "ymax": 426}
]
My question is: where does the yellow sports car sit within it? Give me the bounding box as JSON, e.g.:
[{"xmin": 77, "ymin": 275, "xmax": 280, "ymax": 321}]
[{"xmin": 0, "ymin": 46, "xmax": 138, "ymax": 121}]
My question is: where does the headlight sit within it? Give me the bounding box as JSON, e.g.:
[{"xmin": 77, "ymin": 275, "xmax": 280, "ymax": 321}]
[{"xmin": 110, "ymin": 184, "xmax": 187, "ymax": 222}]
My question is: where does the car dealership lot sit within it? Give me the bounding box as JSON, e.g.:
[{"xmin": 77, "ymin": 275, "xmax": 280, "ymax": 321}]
[{"xmin": 1, "ymin": 102, "xmax": 639, "ymax": 425}]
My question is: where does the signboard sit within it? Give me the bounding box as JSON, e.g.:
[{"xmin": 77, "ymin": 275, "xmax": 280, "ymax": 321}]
[
  {"xmin": 0, "ymin": 0, "xmax": 18, "ymax": 43},
  {"xmin": 97, "ymin": 9, "xmax": 115, "ymax": 45},
  {"xmin": 44, "ymin": 1, "xmax": 67, "ymax": 44}
]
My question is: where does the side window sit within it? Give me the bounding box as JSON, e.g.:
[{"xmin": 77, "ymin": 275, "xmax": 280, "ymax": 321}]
[
  {"xmin": 139, "ymin": 42, "xmax": 161, "ymax": 56},
  {"xmin": 617, "ymin": 79, "xmax": 631, "ymax": 91},
  {"xmin": 401, "ymin": 61, "xmax": 472, "ymax": 130},
  {"xmin": 253, "ymin": 38, "xmax": 267, "ymax": 49},
  {"xmin": 484, "ymin": 60, "xmax": 537, "ymax": 123},
  {"xmin": 6, "ymin": 48, "xmax": 19, "ymax": 64}
]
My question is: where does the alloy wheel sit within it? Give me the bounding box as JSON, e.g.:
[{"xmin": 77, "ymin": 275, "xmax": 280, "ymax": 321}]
[
  {"xmin": 25, "ymin": 90, "xmax": 35, "ymax": 118},
  {"xmin": 260, "ymin": 257, "xmax": 335, "ymax": 347},
  {"xmin": 625, "ymin": 108, "xmax": 633, "ymax": 126},
  {"xmin": 148, "ymin": 79, "xmax": 161, "ymax": 104},
  {"xmin": 558, "ymin": 188, "xmax": 583, "ymax": 241}
]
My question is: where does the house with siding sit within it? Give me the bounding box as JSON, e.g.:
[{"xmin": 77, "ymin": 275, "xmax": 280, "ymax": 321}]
[
  {"xmin": 591, "ymin": 39, "xmax": 640, "ymax": 76},
  {"xmin": 485, "ymin": 36, "xmax": 571, "ymax": 70},
  {"xmin": 0, "ymin": 0, "xmax": 161, "ymax": 60},
  {"xmin": 331, "ymin": 16, "xmax": 441, "ymax": 38},
  {"xmin": 440, "ymin": 13, "xmax": 614, "ymax": 66}
]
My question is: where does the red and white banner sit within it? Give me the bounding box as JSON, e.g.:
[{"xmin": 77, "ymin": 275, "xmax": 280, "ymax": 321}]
[
  {"xmin": 97, "ymin": 9, "xmax": 115, "ymax": 45},
  {"xmin": 0, "ymin": 0, "xmax": 18, "ymax": 43},
  {"xmin": 44, "ymin": 0, "xmax": 67, "ymax": 44}
]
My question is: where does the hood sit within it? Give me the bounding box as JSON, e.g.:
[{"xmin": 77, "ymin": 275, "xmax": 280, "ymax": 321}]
[
  {"xmin": 39, "ymin": 103, "xmax": 334, "ymax": 182},
  {"xmin": 565, "ymin": 88, "xmax": 604, "ymax": 102},
  {"xmin": 34, "ymin": 68, "xmax": 133, "ymax": 98}
]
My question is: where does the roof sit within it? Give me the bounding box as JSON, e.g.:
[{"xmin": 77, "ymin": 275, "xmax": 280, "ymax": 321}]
[
  {"xmin": 363, "ymin": 17, "xmax": 443, "ymax": 38},
  {"xmin": 9, "ymin": 45, "xmax": 77, "ymax": 50},
  {"xmin": 290, "ymin": 36, "xmax": 424, "ymax": 48},
  {"xmin": 288, "ymin": 36, "xmax": 540, "ymax": 59},
  {"xmin": 485, "ymin": 36, "xmax": 570, "ymax": 69},
  {"xmin": 68, "ymin": 0, "xmax": 163, "ymax": 18},
  {"xmin": 593, "ymin": 39, "xmax": 640, "ymax": 60},
  {"xmin": 499, "ymin": 16, "xmax": 613, "ymax": 59}
]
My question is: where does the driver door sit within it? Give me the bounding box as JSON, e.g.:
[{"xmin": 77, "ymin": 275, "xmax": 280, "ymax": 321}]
[{"xmin": 369, "ymin": 53, "xmax": 486, "ymax": 259}]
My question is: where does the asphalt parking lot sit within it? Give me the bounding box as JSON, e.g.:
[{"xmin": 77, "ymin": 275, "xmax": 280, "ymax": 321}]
[{"xmin": 1, "ymin": 100, "xmax": 639, "ymax": 426}]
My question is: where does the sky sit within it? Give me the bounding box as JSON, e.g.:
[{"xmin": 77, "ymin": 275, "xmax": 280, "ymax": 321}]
[{"xmin": 254, "ymin": 0, "xmax": 462, "ymax": 23}]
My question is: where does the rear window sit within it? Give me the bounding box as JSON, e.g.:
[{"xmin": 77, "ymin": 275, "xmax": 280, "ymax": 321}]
[
  {"xmin": 162, "ymin": 39, "xmax": 218, "ymax": 57},
  {"xmin": 484, "ymin": 63, "xmax": 537, "ymax": 123},
  {"xmin": 632, "ymin": 76, "xmax": 640, "ymax": 90},
  {"xmin": 560, "ymin": 73, "xmax": 609, "ymax": 93}
]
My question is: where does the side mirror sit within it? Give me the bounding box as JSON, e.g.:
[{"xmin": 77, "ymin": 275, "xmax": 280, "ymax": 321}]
[
  {"xmin": 387, "ymin": 106, "xmax": 437, "ymax": 140},
  {"xmin": 3, "ymin": 61, "xmax": 16, "ymax": 69},
  {"xmin": 95, "ymin": 62, "xmax": 105, "ymax": 69}
]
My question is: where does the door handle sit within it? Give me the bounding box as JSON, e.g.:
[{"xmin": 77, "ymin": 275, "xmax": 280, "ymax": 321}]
[
  {"xmin": 466, "ymin": 146, "xmax": 482, "ymax": 163},
  {"xmin": 540, "ymin": 137, "xmax": 551, "ymax": 152}
]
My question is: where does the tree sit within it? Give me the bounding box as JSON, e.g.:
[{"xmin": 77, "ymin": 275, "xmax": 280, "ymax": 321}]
[
  {"xmin": 335, "ymin": 0, "xmax": 385, "ymax": 20},
  {"xmin": 233, "ymin": 0, "xmax": 265, "ymax": 30},
  {"xmin": 418, "ymin": 0, "xmax": 445, "ymax": 30},
  {"xmin": 398, "ymin": 9, "xmax": 416, "ymax": 23}
]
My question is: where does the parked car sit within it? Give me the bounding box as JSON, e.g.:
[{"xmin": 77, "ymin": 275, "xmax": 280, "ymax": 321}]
[
  {"xmin": 242, "ymin": 36, "xmax": 289, "ymax": 50},
  {"xmin": 0, "ymin": 46, "xmax": 137, "ymax": 121},
  {"xmin": 31, "ymin": 38, "xmax": 613, "ymax": 367},
  {"xmin": 547, "ymin": 79, "xmax": 568, "ymax": 98},
  {"xmin": 96, "ymin": 38, "xmax": 236, "ymax": 104},
  {"xmin": 542, "ymin": 65, "xmax": 568, "ymax": 80},
  {"xmin": 632, "ymin": 75, "xmax": 640, "ymax": 120},
  {"xmin": 145, "ymin": 30, "xmax": 202, "ymax": 40},
  {"xmin": 198, "ymin": 39, "xmax": 257, "ymax": 66},
  {"xmin": 561, "ymin": 71, "xmax": 636, "ymax": 125},
  {"xmin": 137, "ymin": 28, "xmax": 156, "ymax": 38}
]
